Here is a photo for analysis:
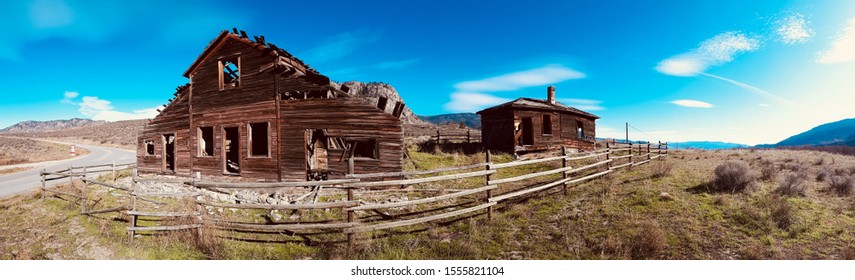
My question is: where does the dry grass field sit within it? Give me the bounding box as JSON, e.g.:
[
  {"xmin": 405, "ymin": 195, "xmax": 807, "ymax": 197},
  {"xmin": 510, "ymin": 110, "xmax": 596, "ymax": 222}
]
[
  {"xmin": 0, "ymin": 137, "xmax": 90, "ymax": 169},
  {"xmin": 2, "ymin": 148, "xmax": 855, "ymax": 259}
]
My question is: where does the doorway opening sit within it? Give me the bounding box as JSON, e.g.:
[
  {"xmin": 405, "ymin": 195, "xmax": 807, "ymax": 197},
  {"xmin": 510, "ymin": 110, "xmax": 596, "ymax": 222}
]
[
  {"xmin": 223, "ymin": 127, "xmax": 240, "ymax": 175},
  {"xmin": 521, "ymin": 117, "xmax": 534, "ymax": 146},
  {"xmin": 162, "ymin": 133, "xmax": 175, "ymax": 173}
]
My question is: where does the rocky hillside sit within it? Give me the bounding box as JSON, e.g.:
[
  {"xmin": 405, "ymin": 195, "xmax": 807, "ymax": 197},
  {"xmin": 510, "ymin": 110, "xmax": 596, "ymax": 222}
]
[
  {"xmin": 4, "ymin": 119, "xmax": 148, "ymax": 150},
  {"xmin": 335, "ymin": 81, "xmax": 431, "ymax": 126},
  {"xmin": 0, "ymin": 118, "xmax": 105, "ymax": 133},
  {"xmin": 420, "ymin": 113, "xmax": 481, "ymax": 129}
]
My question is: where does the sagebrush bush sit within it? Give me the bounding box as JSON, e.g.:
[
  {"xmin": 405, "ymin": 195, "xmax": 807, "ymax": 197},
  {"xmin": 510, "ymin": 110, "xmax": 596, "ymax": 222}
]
[
  {"xmin": 713, "ymin": 160, "xmax": 755, "ymax": 193},
  {"xmin": 630, "ymin": 220, "xmax": 666, "ymax": 259},
  {"xmin": 816, "ymin": 171, "xmax": 828, "ymax": 182},
  {"xmin": 829, "ymin": 175, "xmax": 854, "ymax": 196},
  {"xmin": 758, "ymin": 162, "xmax": 777, "ymax": 181},
  {"xmin": 777, "ymin": 172, "xmax": 807, "ymax": 196},
  {"xmin": 769, "ymin": 198, "xmax": 793, "ymax": 230},
  {"xmin": 649, "ymin": 161, "xmax": 674, "ymax": 178}
]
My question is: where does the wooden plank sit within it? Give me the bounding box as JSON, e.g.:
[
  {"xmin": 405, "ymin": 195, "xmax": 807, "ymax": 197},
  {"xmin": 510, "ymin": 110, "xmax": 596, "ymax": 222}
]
[
  {"xmin": 198, "ymin": 200, "xmax": 358, "ymax": 210},
  {"xmin": 81, "ymin": 179, "xmax": 131, "ymax": 192},
  {"xmin": 210, "ymin": 220, "xmax": 357, "ymax": 231},
  {"xmin": 565, "ymin": 159, "xmax": 612, "ymax": 174},
  {"xmin": 126, "ymin": 224, "xmax": 201, "ymax": 231},
  {"xmin": 82, "ymin": 206, "xmax": 130, "ymax": 215},
  {"xmin": 490, "ymin": 176, "xmax": 573, "ymax": 202},
  {"xmin": 126, "ymin": 211, "xmax": 199, "ymax": 217},
  {"xmin": 346, "ymin": 162, "xmax": 489, "ymax": 179},
  {"xmin": 43, "ymin": 188, "xmax": 83, "ymax": 199},
  {"xmin": 611, "ymin": 162, "xmax": 632, "ymax": 169},
  {"xmin": 346, "ymin": 202, "xmax": 496, "ymax": 233},
  {"xmin": 131, "ymin": 192, "xmax": 200, "ymax": 198},
  {"xmin": 133, "ymin": 177, "xmax": 194, "ymax": 184},
  {"xmin": 633, "ymin": 159, "xmax": 651, "ymax": 166},
  {"xmin": 488, "ymin": 166, "xmax": 573, "ymax": 185},
  {"xmin": 565, "ymin": 151, "xmax": 609, "ymax": 161},
  {"xmin": 348, "ymin": 185, "xmax": 497, "ymax": 211},
  {"xmin": 609, "ymin": 148, "xmax": 631, "ymax": 152},
  {"xmin": 489, "ymin": 155, "xmax": 568, "ymax": 169},
  {"xmin": 610, "ymin": 154, "xmax": 632, "ymax": 160},
  {"xmin": 44, "ymin": 175, "xmax": 70, "ymax": 182},
  {"xmin": 564, "ymin": 169, "xmax": 612, "ymax": 185},
  {"xmin": 194, "ymin": 179, "xmax": 359, "ymax": 189},
  {"xmin": 346, "ymin": 169, "xmax": 496, "ymax": 188}
]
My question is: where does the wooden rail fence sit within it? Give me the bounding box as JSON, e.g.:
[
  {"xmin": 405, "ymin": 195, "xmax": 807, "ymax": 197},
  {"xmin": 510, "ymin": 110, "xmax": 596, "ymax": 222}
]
[{"xmin": 39, "ymin": 143, "xmax": 668, "ymax": 246}]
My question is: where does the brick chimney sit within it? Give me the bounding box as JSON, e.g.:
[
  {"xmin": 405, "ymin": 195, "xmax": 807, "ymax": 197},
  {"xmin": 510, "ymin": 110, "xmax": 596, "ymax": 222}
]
[{"xmin": 547, "ymin": 85, "xmax": 556, "ymax": 104}]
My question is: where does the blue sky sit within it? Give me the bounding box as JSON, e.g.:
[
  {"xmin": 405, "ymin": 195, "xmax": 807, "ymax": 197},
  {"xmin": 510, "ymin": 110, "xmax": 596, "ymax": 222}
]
[{"xmin": 2, "ymin": 0, "xmax": 855, "ymax": 145}]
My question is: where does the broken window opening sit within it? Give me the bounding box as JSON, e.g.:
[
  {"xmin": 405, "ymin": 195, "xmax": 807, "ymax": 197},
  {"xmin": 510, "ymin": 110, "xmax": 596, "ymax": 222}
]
[
  {"xmin": 377, "ymin": 97, "xmax": 388, "ymax": 111},
  {"xmin": 219, "ymin": 56, "xmax": 240, "ymax": 90},
  {"xmin": 576, "ymin": 121, "xmax": 584, "ymax": 139},
  {"xmin": 248, "ymin": 122, "xmax": 269, "ymax": 157},
  {"xmin": 223, "ymin": 127, "xmax": 240, "ymax": 174},
  {"xmin": 327, "ymin": 136, "xmax": 347, "ymax": 150},
  {"xmin": 392, "ymin": 102, "xmax": 404, "ymax": 118},
  {"xmin": 350, "ymin": 139, "xmax": 378, "ymax": 159},
  {"xmin": 145, "ymin": 140, "xmax": 155, "ymax": 156},
  {"xmin": 198, "ymin": 127, "xmax": 214, "ymax": 157},
  {"xmin": 542, "ymin": 114, "xmax": 553, "ymax": 135}
]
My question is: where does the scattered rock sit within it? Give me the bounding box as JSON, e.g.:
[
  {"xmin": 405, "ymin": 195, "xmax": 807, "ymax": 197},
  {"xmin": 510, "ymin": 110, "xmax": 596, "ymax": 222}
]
[{"xmin": 659, "ymin": 192, "xmax": 675, "ymax": 201}]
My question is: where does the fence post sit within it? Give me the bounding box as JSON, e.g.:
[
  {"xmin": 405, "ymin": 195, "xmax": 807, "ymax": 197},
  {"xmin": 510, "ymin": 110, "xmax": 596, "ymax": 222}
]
[
  {"xmin": 128, "ymin": 178, "xmax": 138, "ymax": 243},
  {"xmin": 485, "ymin": 150, "xmax": 493, "ymax": 221},
  {"xmin": 346, "ymin": 157, "xmax": 356, "ymax": 250},
  {"xmin": 436, "ymin": 130, "xmax": 441, "ymax": 143},
  {"xmin": 561, "ymin": 146, "xmax": 568, "ymax": 196},
  {"xmin": 467, "ymin": 129, "xmax": 471, "ymax": 143},
  {"xmin": 111, "ymin": 161, "xmax": 116, "ymax": 182},
  {"xmin": 81, "ymin": 166, "xmax": 87, "ymax": 213},
  {"xmin": 68, "ymin": 165, "xmax": 74, "ymax": 189},
  {"xmin": 647, "ymin": 143, "xmax": 651, "ymax": 160},
  {"xmin": 606, "ymin": 141, "xmax": 611, "ymax": 171},
  {"xmin": 40, "ymin": 169, "xmax": 46, "ymax": 200},
  {"xmin": 628, "ymin": 142, "xmax": 633, "ymax": 169}
]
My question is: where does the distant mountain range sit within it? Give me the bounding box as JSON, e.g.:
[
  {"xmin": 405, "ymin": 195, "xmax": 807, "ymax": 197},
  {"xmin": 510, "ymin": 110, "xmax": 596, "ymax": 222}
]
[
  {"xmin": 419, "ymin": 113, "xmax": 481, "ymax": 129},
  {"xmin": 672, "ymin": 141, "xmax": 750, "ymax": 150},
  {"xmin": 771, "ymin": 118, "xmax": 855, "ymax": 147},
  {"xmin": 0, "ymin": 118, "xmax": 105, "ymax": 134}
]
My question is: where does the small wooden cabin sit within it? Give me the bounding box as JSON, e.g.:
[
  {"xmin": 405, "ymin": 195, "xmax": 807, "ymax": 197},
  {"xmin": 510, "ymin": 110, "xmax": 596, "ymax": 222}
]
[
  {"xmin": 137, "ymin": 29, "xmax": 404, "ymax": 181},
  {"xmin": 477, "ymin": 86, "xmax": 598, "ymax": 154}
]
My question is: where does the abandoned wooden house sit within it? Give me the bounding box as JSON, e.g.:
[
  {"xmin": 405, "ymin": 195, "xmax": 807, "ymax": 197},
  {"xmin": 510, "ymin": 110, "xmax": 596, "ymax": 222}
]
[
  {"xmin": 137, "ymin": 29, "xmax": 405, "ymax": 181},
  {"xmin": 477, "ymin": 85, "xmax": 598, "ymax": 154}
]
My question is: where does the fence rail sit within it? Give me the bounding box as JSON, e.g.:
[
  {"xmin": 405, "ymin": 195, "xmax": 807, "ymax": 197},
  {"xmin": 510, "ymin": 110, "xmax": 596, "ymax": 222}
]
[{"xmin": 40, "ymin": 142, "xmax": 667, "ymax": 247}]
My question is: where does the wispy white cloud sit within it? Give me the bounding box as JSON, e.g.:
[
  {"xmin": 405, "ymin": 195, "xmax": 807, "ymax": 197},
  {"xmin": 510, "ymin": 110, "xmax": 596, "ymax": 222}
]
[
  {"xmin": 656, "ymin": 31, "xmax": 760, "ymax": 76},
  {"xmin": 62, "ymin": 92, "xmax": 161, "ymax": 121},
  {"xmin": 456, "ymin": 65, "xmax": 584, "ymax": 92},
  {"xmin": 444, "ymin": 64, "xmax": 585, "ymax": 113},
  {"xmin": 374, "ymin": 58, "xmax": 421, "ymax": 70},
  {"xmin": 558, "ymin": 98, "xmax": 605, "ymax": 111},
  {"xmin": 697, "ymin": 72, "xmax": 796, "ymax": 105},
  {"xmin": 443, "ymin": 92, "xmax": 510, "ymax": 113},
  {"xmin": 817, "ymin": 15, "xmax": 855, "ymax": 64},
  {"xmin": 775, "ymin": 13, "xmax": 813, "ymax": 44},
  {"xmin": 304, "ymin": 29, "xmax": 383, "ymax": 63},
  {"xmin": 61, "ymin": 90, "xmax": 78, "ymax": 104},
  {"xmin": 671, "ymin": 99, "xmax": 713, "ymax": 108}
]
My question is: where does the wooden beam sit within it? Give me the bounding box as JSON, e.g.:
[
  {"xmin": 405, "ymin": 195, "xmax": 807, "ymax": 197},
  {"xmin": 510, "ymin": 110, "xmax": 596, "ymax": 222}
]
[
  {"xmin": 348, "ymin": 185, "xmax": 497, "ymax": 211},
  {"xmin": 346, "ymin": 202, "xmax": 496, "ymax": 233}
]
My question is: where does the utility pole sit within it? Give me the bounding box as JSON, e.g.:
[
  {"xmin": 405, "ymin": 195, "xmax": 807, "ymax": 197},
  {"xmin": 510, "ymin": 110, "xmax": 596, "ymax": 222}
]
[{"xmin": 625, "ymin": 122, "xmax": 629, "ymax": 145}]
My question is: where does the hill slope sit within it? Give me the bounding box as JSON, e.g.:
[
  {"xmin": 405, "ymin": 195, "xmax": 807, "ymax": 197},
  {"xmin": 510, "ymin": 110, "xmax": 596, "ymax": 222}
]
[
  {"xmin": 419, "ymin": 113, "xmax": 481, "ymax": 129},
  {"xmin": 674, "ymin": 141, "xmax": 750, "ymax": 150},
  {"xmin": 0, "ymin": 118, "xmax": 105, "ymax": 134},
  {"xmin": 776, "ymin": 118, "xmax": 855, "ymax": 147}
]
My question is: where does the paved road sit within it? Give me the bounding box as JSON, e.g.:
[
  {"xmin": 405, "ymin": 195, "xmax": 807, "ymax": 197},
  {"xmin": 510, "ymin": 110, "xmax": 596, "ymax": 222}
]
[{"xmin": 0, "ymin": 141, "xmax": 135, "ymax": 198}]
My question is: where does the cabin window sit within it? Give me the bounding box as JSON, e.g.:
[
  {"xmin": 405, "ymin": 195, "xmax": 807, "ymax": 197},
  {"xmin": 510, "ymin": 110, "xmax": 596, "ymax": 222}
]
[
  {"xmin": 542, "ymin": 114, "xmax": 553, "ymax": 135},
  {"xmin": 350, "ymin": 139, "xmax": 378, "ymax": 159},
  {"xmin": 144, "ymin": 140, "xmax": 155, "ymax": 156},
  {"xmin": 576, "ymin": 121, "xmax": 584, "ymax": 139},
  {"xmin": 248, "ymin": 122, "xmax": 269, "ymax": 157},
  {"xmin": 218, "ymin": 56, "xmax": 240, "ymax": 90},
  {"xmin": 327, "ymin": 137, "xmax": 347, "ymax": 151},
  {"xmin": 377, "ymin": 96, "xmax": 388, "ymax": 111},
  {"xmin": 197, "ymin": 127, "xmax": 214, "ymax": 157}
]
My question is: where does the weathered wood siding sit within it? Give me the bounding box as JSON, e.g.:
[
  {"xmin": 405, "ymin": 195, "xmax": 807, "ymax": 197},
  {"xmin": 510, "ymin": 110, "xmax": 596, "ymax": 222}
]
[
  {"xmin": 137, "ymin": 88, "xmax": 191, "ymax": 175},
  {"xmin": 479, "ymin": 109, "xmax": 515, "ymax": 153},
  {"xmin": 280, "ymin": 98, "xmax": 403, "ymax": 181},
  {"xmin": 479, "ymin": 107, "xmax": 596, "ymax": 154}
]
